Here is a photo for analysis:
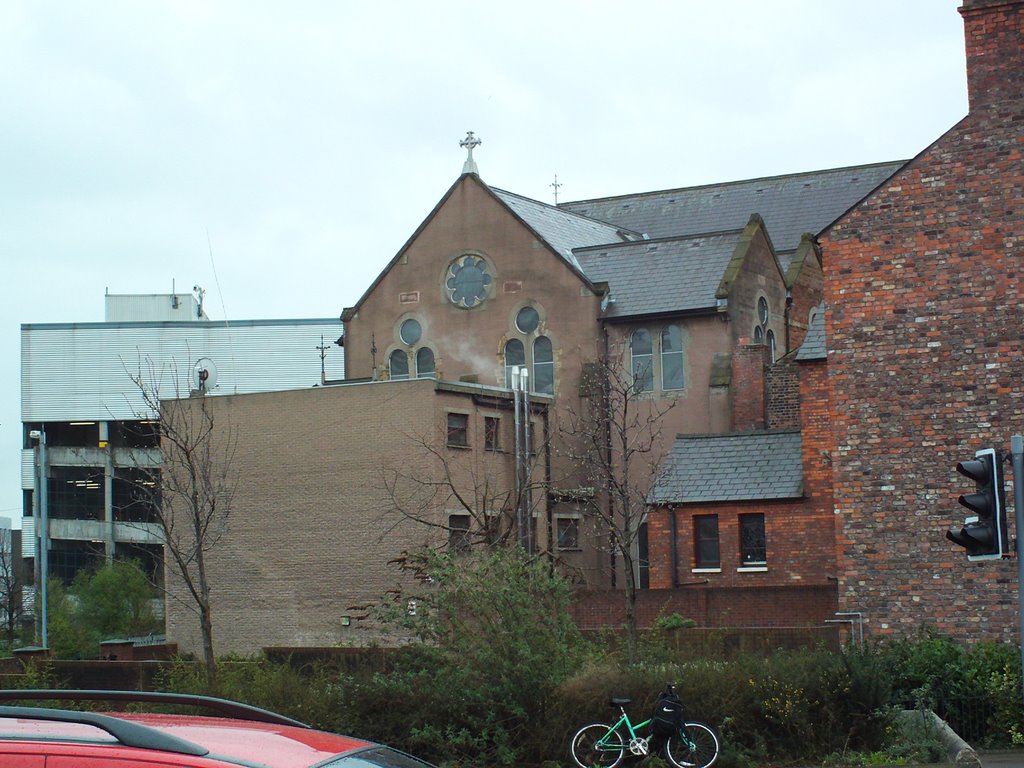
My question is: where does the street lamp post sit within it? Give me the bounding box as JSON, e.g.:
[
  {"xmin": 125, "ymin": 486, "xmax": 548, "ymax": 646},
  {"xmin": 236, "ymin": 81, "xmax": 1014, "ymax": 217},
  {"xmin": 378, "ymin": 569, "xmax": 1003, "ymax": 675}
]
[{"xmin": 29, "ymin": 429, "xmax": 48, "ymax": 649}]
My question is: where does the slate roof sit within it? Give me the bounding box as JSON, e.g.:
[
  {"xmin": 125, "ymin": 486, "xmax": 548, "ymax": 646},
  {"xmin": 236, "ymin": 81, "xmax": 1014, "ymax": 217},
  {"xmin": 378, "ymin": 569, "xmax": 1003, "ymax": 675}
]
[
  {"xmin": 560, "ymin": 161, "xmax": 906, "ymax": 258},
  {"xmin": 491, "ymin": 188, "xmax": 637, "ymax": 274},
  {"xmin": 796, "ymin": 304, "xmax": 826, "ymax": 361},
  {"xmin": 649, "ymin": 430, "xmax": 803, "ymax": 504},
  {"xmin": 574, "ymin": 232, "xmax": 742, "ymax": 318}
]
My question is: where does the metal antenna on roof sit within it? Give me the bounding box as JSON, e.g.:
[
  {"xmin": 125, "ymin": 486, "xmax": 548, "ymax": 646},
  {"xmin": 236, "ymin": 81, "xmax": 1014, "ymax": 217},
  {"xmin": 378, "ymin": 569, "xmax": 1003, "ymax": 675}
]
[
  {"xmin": 460, "ymin": 131, "xmax": 481, "ymax": 174},
  {"xmin": 551, "ymin": 174, "xmax": 562, "ymax": 204},
  {"xmin": 316, "ymin": 335, "xmax": 331, "ymax": 385}
]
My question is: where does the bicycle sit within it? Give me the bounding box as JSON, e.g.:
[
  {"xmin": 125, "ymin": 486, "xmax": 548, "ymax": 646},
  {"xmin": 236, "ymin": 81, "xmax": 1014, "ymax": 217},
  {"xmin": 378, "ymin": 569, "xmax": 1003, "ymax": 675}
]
[{"xmin": 570, "ymin": 685, "xmax": 719, "ymax": 768}]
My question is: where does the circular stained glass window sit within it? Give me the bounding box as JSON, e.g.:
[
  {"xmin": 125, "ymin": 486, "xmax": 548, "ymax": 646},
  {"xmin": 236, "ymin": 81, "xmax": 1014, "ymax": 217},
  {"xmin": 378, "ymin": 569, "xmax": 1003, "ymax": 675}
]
[
  {"xmin": 446, "ymin": 255, "xmax": 492, "ymax": 308},
  {"xmin": 400, "ymin": 318, "xmax": 421, "ymax": 345},
  {"xmin": 515, "ymin": 306, "xmax": 540, "ymax": 334}
]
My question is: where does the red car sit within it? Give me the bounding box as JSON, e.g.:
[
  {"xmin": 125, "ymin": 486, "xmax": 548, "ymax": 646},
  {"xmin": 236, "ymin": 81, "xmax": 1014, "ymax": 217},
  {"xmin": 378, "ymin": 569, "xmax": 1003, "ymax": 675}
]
[{"xmin": 0, "ymin": 689, "xmax": 434, "ymax": 768}]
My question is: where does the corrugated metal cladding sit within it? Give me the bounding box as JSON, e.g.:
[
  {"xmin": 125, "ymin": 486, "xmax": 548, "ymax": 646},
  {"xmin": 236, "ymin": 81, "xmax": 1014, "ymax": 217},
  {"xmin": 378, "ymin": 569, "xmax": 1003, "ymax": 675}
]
[
  {"xmin": 21, "ymin": 450, "xmax": 35, "ymax": 489},
  {"xmin": 21, "ymin": 518, "xmax": 34, "ymax": 558},
  {"xmin": 21, "ymin": 319, "xmax": 345, "ymax": 421}
]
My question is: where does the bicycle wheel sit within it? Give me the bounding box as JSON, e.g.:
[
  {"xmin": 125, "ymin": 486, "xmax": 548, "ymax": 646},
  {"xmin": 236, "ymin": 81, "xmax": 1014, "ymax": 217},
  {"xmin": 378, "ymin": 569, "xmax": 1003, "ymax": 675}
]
[
  {"xmin": 570, "ymin": 722, "xmax": 625, "ymax": 768},
  {"xmin": 663, "ymin": 721, "xmax": 719, "ymax": 768}
]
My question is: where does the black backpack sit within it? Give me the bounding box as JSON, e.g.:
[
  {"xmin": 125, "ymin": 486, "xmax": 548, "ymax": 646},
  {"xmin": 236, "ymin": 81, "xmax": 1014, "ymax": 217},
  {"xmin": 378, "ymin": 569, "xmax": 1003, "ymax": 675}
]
[{"xmin": 650, "ymin": 689, "xmax": 684, "ymax": 737}]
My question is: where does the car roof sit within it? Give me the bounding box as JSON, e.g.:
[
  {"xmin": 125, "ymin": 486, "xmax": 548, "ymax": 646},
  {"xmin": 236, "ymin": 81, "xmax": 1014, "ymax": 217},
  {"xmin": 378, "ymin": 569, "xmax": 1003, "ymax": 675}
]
[{"xmin": 0, "ymin": 691, "xmax": 393, "ymax": 768}]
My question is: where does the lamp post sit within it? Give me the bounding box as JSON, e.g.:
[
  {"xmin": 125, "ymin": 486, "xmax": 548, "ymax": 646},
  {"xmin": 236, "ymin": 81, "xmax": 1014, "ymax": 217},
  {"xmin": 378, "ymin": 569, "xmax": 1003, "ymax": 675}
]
[{"xmin": 29, "ymin": 429, "xmax": 48, "ymax": 649}]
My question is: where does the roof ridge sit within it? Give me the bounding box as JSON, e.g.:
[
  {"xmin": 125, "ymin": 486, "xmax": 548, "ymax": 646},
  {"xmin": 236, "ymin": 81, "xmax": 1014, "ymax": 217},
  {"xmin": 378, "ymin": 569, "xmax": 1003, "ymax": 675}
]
[
  {"xmin": 673, "ymin": 428, "xmax": 802, "ymax": 440},
  {"xmin": 560, "ymin": 160, "xmax": 909, "ymax": 207}
]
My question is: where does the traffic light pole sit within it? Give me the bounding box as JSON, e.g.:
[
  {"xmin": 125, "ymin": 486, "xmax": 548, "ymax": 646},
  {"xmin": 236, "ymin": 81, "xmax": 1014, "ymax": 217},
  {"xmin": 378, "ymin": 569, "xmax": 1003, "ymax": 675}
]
[{"xmin": 1011, "ymin": 434, "xmax": 1024, "ymax": 713}]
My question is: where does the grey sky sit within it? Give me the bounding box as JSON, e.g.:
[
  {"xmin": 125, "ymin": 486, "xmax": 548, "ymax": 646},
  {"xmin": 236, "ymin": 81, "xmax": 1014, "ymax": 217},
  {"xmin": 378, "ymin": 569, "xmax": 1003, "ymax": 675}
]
[{"xmin": 3, "ymin": 1, "xmax": 968, "ymax": 523}]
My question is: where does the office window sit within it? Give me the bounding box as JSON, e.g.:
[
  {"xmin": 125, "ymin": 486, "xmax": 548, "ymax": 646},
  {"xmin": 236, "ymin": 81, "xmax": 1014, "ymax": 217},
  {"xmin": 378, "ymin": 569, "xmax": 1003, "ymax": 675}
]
[
  {"xmin": 661, "ymin": 325, "xmax": 684, "ymax": 390},
  {"xmin": 630, "ymin": 328, "xmax": 653, "ymax": 392},
  {"xmin": 504, "ymin": 339, "xmax": 525, "ymax": 388},
  {"xmin": 449, "ymin": 514, "xmax": 471, "ymax": 552},
  {"xmin": 49, "ymin": 466, "xmax": 104, "ymax": 521},
  {"xmin": 113, "ymin": 468, "xmax": 161, "ymax": 523},
  {"xmin": 694, "ymin": 515, "xmax": 720, "ymax": 568},
  {"xmin": 447, "ymin": 413, "xmax": 469, "ymax": 447},
  {"xmin": 484, "ymin": 416, "xmax": 501, "ymax": 451},
  {"xmin": 556, "ymin": 516, "xmax": 580, "ymax": 550},
  {"xmin": 415, "ymin": 347, "xmax": 436, "ymax": 378},
  {"xmin": 533, "ymin": 336, "xmax": 554, "ymax": 395},
  {"xmin": 740, "ymin": 513, "xmax": 767, "ymax": 566},
  {"xmin": 389, "ymin": 349, "xmax": 409, "ymax": 380}
]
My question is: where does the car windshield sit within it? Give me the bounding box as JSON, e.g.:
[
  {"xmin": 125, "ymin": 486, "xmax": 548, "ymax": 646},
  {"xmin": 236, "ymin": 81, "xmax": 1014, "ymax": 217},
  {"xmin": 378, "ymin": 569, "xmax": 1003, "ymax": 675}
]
[{"xmin": 320, "ymin": 746, "xmax": 436, "ymax": 768}]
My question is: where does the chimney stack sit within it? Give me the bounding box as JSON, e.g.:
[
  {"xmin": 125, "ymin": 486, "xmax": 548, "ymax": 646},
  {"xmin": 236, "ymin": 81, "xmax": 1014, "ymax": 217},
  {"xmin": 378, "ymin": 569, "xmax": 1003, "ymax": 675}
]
[{"xmin": 959, "ymin": 0, "xmax": 1024, "ymax": 108}]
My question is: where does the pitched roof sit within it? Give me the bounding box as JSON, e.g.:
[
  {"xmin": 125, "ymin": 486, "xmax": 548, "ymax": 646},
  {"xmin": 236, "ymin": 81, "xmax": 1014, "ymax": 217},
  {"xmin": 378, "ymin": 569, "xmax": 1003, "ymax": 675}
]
[
  {"xmin": 491, "ymin": 187, "xmax": 637, "ymax": 273},
  {"xmin": 796, "ymin": 304, "xmax": 826, "ymax": 361},
  {"xmin": 650, "ymin": 430, "xmax": 803, "ymax": 504},
  {"xmin": 574, "ymin": 231, "xmax": 742, "ymax": 318},
  {"xmin": 560, "ymin": 161, "xmax": 906, "ymax": 257}
]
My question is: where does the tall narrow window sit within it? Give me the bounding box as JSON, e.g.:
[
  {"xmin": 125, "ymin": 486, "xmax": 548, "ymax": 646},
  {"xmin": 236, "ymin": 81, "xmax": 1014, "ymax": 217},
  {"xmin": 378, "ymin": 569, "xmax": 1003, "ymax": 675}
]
[
  {"xmin": 630, "ymin": 328, "xmax": 653, "ymax": 392},
  {"xmin": 446, "ymin": 413, "xmax": 469, "ymax": 447},
  {"xmin": 415, "ymin": 347, "xmax": 435, "ymax": 378},
  {"xmin": 740, "ymin": 513, "xmax": 767, "ymax": 566},
  {"xmin": 533, "ymin": 336, "xmax": 554, "ymax": 395},
  {"xmin": 661, "ymin": 325, "xmax": 684, "ymax": 390},
  {"xmin": 484, "ymin": 416, "xmax": 500, "ymax": 451},
  {"xmin": 449, "ymin": 514, "xmax": 471, "ymax": 552},
  {"xmin": 389, "ymin": 350, "xmax": 409, "ymax": 380},
  {"xmin": 504, "ymin": 339, "xmax": 525, "ymax": 388},
  {"xmin": 556, "ymin": 516, "xmax": 580, "ymax": 550},
  {"xmin": 766, "ymin": 330, "xmax": 777, "ymax": 363},
  {"xmin": 694, "ymin": 515, "xmax": 720, "ymax": 569}
]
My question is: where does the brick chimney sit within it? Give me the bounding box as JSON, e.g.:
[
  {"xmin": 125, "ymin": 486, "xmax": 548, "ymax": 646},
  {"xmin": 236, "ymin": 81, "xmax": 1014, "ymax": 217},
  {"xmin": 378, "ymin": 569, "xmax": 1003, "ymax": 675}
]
[
  {"xmin": 959, "ymin": 0, "xmax": 1024, "ymax": 107},
  {"xmin": 731, "ymin": 341, "xmax": 769, "ymax": 432}
]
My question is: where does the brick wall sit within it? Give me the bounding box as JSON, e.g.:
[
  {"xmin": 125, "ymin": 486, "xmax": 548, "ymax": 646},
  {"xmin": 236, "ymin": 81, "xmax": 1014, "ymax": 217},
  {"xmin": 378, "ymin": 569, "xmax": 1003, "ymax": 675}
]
[
  {"xmin": 731, "ymin": 343, "xmax": 768, "ymax": 431},
  {"xmin": 767, "ymin": 355, "xmax": 800, "ymax": 430},
  {"xmin": 819, "ymin": 0, "xmax": 1024, "ymax": 641}
]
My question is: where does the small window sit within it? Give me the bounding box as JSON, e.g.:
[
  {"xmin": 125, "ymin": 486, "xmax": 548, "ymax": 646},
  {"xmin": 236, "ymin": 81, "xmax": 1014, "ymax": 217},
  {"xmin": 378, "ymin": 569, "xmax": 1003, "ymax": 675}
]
[
  {"xmin": 630, "ymin": 329, "xmax": 653, "ymax": 393},
  {"xmin": 758, "ymin": 296, "xmax": 770, "ymax": 326},
  {"xmin": 400, "ymin": 318, "xmax": 422, "ymax": 345},
  {"xmin": 533, "ymin": 336, "xmax": 554, "ymax": 395},
  {"xmin": 660, "ymin": 325, "xmax": 684, "ymax": 390},
  {"xmin": 516, "ymin": 306, "xmax": 540, "ymax": 334},
  {"xmin": 504, "ymin": 339, "xmax": 525, "ymax": 388},
  {"xmin": 389, "ymin": 350, "xmax": 409, "ymax": 380},
  {"xmin": 556, "ymin": 517, "xmax": 580, "ymax": 550},
  {"xmin": 415, "ymin": 347, "xmax": 435, "ymax": 378},
  {"xmin": 694, "ymin": 515, "xmax": 720, "ymax": 568},
  {"xmin": 449, "ymin": 514, "xmax": 471, "ymax": 552},
  {"xmin": 484, "ymin": 416, "xmax": 500, "ymax": 451},
  {"xmin": 766, "ymin": 330, "xmax": 777, "ymax": 363},
  {"xmin": 753, "ymin": 325, "xmax": 764, "ymax": 344},
  {"xmin": 446, "ymin": 413, "xmax": 469, "ymax": 447},
  {"xmin": 740, "ymin": 513, "xmax": 767, "ymax": 566}
]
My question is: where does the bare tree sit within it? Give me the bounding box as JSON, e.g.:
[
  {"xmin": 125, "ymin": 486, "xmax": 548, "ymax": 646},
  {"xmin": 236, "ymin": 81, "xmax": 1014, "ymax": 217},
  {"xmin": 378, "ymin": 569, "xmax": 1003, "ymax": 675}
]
[
  {"xmin": 0, "ymin": 529, "xmax": 27, "ymax": 649},
  {"xmin": 127, "ymin": 357, "xmax": 238, "ymax": 685},
  {"xmin": 558, "ymin": 349, "xmax": 673, "ymax": 665}
]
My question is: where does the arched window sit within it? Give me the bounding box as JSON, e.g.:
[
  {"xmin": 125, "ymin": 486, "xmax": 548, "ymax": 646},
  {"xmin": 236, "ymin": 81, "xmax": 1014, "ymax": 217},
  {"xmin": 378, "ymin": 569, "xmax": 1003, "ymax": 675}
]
[
  {"xmin": 753, "ymin": 325, "xmax": 764, "ymax": 344},
  {"xmin": 416, "ymin": 347, "xmax": 436, "ymax": 378},
  {"xmin": 661, "ymin": 325, "xmax": 684, "ymax": 390},
  {"xmin": 504, "ymin": 339, "xmax": 525, "ymax": 389},
  {"xmin": 630, "ymin": 329, "xmax": 653, "ymax": 392},
  {"xmin": 766, "ymin": 330, "xmax": 777, "ymax": 363},
  {"xmin": 533, "ymin": 336, "xmax": 554, "ymax": 395},
  {"xmin": 389, "ymin": 350, "xmax": 409, "ymax": 380}
]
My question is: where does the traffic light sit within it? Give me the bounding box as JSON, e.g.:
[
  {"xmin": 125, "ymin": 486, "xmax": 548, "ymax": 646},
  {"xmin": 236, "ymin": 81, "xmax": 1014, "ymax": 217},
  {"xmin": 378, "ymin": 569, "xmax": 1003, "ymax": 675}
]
[{"xmin": 946, "ymin": 447, "xmax": 1009, "ymax": 560}]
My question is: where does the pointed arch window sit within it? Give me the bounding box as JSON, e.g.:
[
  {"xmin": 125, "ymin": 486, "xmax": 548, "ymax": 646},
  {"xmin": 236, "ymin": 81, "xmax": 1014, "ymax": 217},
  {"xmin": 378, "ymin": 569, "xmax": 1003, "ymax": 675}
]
[
  {"xmin": 766, "ymin": 330, "xmax": 777, "ymax": 363},
  {"xmin": 660, "ymin": 325, "xmax": 684, "ymax": 390},
  {"xmin": 533, "ymin": 336, "xmax": 554, "ymax": 395},
  {"xmin": 416, "ymin": 347, "xmax": 436, "ymax": 378},
  {"xmin": 630, "ymin": 329, "xmax": 653, "ymax": 392},
  {"xmin": 504, "ymin": 339, "xmax": 525, "ymax": 389},
  {"xmin": 389, "ymin": 350, "xmax": 409, "ymax": 380}
]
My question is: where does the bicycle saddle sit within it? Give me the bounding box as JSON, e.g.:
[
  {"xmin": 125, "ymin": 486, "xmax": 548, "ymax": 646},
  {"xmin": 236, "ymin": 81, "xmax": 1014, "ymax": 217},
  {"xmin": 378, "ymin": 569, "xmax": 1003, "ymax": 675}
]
[{"xmin": 609, "ymin": 697, "xmax": 631, "ymax": 707}]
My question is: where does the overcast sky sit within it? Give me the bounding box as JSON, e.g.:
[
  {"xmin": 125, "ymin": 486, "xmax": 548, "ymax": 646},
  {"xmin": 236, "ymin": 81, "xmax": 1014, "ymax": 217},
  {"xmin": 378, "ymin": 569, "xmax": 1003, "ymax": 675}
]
[{"xmin": 3, "ymin": 1, "xmax": 969, "ymax": 524}]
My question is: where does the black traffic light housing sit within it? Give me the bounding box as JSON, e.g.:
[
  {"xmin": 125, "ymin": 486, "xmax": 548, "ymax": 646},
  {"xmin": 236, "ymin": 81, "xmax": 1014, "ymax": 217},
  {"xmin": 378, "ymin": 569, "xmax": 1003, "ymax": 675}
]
[{"xmin": 946, "ymin": 447, "xmax": 1009, "ymax": 560}]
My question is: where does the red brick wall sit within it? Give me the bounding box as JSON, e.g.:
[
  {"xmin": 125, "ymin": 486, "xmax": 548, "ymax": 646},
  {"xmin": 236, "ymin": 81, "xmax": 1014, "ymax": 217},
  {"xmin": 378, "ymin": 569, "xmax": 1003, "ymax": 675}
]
[
  {"xmin": 731, "ymin": 343, "xmax": 767, "ymax": 431},
  {"xmin": 767, "ymin": 355, "xmax": 800, "ymax": 430},
  {"xmin": 819, "ymin": 0, "xmax": 1024, "ymax": 641}
]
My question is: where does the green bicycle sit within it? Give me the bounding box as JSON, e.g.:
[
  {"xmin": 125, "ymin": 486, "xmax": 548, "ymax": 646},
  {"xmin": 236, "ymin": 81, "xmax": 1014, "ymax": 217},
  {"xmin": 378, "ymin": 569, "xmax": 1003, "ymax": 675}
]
[{"xmin": 570, "ymin": 685, "xmax": 719, "ymax": 768}]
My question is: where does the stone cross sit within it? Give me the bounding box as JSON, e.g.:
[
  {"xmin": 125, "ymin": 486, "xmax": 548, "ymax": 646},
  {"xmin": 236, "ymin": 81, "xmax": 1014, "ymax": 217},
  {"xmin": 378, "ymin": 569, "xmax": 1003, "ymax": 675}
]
[{"xmin": 460, "ymin": 131, "xmax": 481, "ymax": 174}]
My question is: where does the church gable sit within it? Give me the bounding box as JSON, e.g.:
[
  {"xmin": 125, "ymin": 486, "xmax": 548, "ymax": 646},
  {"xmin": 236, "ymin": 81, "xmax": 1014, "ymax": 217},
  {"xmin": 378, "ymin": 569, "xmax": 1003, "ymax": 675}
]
[{"xmin": 342, "ymin": 173, "xmax": 605, "ymax": 389}]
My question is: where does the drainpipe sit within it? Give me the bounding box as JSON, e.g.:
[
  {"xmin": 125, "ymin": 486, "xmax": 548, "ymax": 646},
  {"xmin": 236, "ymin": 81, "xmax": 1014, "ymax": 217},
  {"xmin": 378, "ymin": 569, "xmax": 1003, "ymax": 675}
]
[
  {"xmin": 669, "ymin": 505, "xmax": 679, "ymax": 588},
  {"xmin": 784, "ymin": 290, "xmax": 793, "ymax": 355},
  {"xmin": 543, "ymin": 405, "xmax": 553, "ymax": 568},
  {"xmin": 512, "ymin": 366, "xmax": 522, "ymax": 546},
  {"xmin": 521, "ymin": 368, "xmax": 532, "ymax": 553},
  {"xmin": 600, "ymin": 320, "xmax": 616, "ymax": 588}
]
